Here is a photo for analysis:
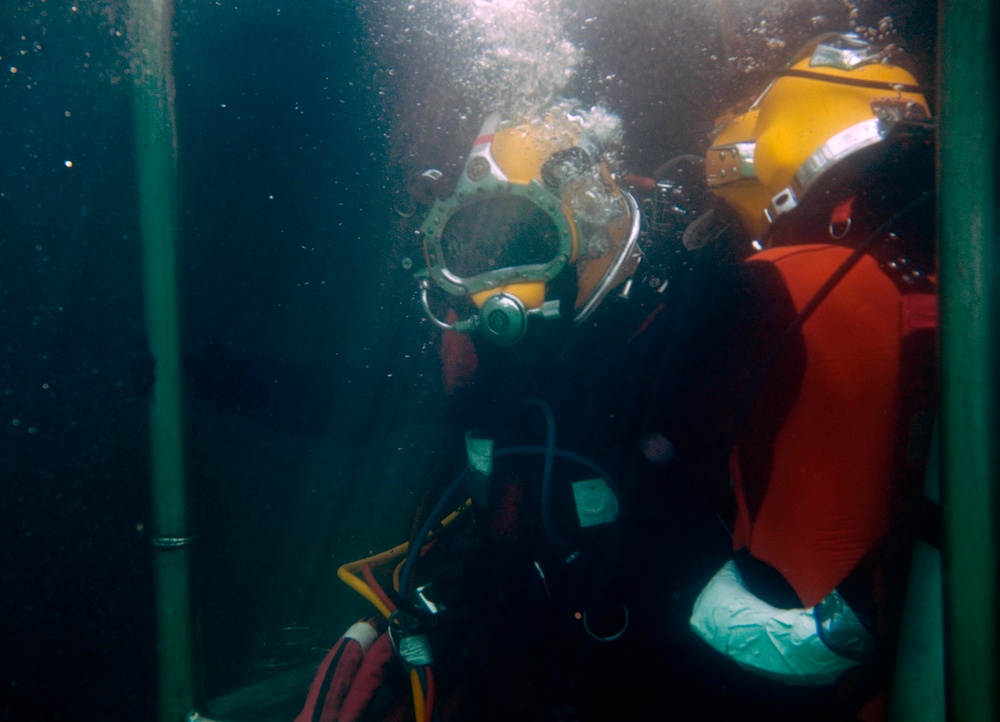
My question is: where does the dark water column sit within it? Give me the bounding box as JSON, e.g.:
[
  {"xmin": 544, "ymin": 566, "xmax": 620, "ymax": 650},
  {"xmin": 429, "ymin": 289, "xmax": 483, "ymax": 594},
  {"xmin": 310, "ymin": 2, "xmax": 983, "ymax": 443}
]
[
  {"xmin": 938, "ymin": 0, "xmax": 999, "ymax": 719},
  {"xmin": 129, "ymin": 1, "xmax": 196, "ymax": 721}
]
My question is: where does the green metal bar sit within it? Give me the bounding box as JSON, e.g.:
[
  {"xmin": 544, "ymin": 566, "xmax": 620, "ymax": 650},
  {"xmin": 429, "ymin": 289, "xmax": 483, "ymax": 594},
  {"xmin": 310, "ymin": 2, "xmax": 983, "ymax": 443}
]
[
  {"xmin": 128, "ymin": 1, "xmax": 196, "ymax": 720},
  {"xmin": 938, "ymin": 0, "xmax": 999, "ymax": 719}
]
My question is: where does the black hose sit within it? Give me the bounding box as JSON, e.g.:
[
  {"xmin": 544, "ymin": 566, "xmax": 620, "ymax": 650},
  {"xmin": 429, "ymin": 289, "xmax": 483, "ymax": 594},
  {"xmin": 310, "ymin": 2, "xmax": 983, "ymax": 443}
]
[{"xmin": 653, "ymin": 154, "xmax": 705, "ymax": 181}]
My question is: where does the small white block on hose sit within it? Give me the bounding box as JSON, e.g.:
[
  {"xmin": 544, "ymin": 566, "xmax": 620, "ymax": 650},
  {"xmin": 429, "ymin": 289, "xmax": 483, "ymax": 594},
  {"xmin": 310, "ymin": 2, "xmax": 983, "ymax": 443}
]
[{"xmin": 572, "ymin": 478, "xmax": 618, "ymax": 527}]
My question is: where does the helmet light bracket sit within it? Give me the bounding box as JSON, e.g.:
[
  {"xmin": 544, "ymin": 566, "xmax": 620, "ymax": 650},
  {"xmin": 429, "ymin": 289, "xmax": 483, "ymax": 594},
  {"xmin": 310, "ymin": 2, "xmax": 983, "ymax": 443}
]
[{"xmin": 706, "ymin": 142, "xmax": 757, "ymax": 189}]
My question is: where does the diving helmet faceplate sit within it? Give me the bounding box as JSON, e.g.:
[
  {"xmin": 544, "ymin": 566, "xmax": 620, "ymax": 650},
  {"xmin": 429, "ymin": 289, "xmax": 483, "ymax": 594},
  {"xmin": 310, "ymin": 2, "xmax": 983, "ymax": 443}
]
[{"xmin": 417, "ymin": 107, "xmax": 641, "ymax": 345}]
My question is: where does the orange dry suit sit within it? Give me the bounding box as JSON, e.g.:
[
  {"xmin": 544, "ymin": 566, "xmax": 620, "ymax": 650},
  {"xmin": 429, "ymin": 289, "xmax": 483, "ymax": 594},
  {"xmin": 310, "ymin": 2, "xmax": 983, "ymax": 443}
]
[
  {"xmin": 733, "ymin": 243, "xmax": 931, "ymax": 606},
  {"xmin": 689, "ymin": 226, "xmax": 937, "ymax": 689}
]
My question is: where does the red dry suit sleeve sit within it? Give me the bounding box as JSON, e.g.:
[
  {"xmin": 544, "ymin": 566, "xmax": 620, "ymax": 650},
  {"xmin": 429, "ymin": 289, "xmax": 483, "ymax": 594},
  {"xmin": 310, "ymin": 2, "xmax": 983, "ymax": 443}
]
[{"xmin": 440, "ymin": 309, "xmax": 479, "ymax": 395}]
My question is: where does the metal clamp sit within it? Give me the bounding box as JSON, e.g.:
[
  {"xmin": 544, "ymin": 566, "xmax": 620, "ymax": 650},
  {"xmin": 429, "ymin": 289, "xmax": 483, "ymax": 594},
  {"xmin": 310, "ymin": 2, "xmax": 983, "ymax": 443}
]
[{"xmin": 149, "ymin": 534, "xmax": 197, "ymax": 550}]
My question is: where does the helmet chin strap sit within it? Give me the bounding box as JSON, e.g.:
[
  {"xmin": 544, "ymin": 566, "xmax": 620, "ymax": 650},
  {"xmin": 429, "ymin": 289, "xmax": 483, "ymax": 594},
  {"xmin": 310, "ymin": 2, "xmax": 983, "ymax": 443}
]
[{"xmin": 418, "ymin": 279, "xmax": 562, "ymax": 348}]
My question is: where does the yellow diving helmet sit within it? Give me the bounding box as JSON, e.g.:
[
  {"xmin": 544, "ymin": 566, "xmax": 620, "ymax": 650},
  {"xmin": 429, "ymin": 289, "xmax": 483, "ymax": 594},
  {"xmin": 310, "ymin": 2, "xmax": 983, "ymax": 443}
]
[
  {"xmin": 415, "ymin": 108, "xmax": 641, "ymax": 346},
  {"xmin": 706, "ymin": 33, "xmax": 931, "ymax": 240}
]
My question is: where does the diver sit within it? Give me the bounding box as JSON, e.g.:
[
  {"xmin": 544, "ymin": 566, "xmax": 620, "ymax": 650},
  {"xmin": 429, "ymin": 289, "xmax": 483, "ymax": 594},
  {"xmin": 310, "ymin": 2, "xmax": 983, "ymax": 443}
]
[
  {"xmin": 642, "ymin": 31, "xmax": 938, "ymax": 720},
  {"xmin": 295, "ymin": 101, "xmax": 708, "ymax": 722}
]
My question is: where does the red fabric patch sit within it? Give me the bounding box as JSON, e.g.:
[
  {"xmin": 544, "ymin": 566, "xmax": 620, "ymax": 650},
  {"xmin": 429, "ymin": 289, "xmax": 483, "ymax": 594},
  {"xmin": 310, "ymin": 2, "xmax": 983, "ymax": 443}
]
[
  {"xmin": 629, "ymin": 302, "xmax": 665, "ymax": 342},
  {"xmin": 901, "ymin": 293, "xmax": 938, "ymax": 335},
  {"xmin": 488, "ymin": 477, "xmax": 525, "ymax": 543},
  {"xmin": 440, "ymin": 309, "xmax": 479, "ymax": 395},
  {"xmin": 830, "ymin": 196, "xmax": 855, "ymax": 226},
  {"xmin": 857, "ymin": 688, "xmax": 888, "ymax": 722}
]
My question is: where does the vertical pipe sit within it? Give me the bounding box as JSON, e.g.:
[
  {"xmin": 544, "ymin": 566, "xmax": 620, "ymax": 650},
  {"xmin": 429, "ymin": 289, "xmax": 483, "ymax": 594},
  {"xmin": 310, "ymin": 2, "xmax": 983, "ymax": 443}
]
[
  {"xmin": 938, "ymin": 0, "xmax": 999, "ymax": 719},
  {"xmin": 128, "ymin": 1, "xmax": 196, "ymax": 720}
]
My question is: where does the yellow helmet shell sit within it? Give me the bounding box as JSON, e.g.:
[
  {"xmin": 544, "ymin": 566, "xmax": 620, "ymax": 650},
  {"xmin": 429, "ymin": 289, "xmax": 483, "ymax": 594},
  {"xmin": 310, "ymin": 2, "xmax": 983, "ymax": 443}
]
[
  {"xmin": 491, "ymin": 119, "xmax": 581, "ymax": 189},
  {"xmin": 707, "ymin": 35, "xmax": 930, "ymax": 238}
]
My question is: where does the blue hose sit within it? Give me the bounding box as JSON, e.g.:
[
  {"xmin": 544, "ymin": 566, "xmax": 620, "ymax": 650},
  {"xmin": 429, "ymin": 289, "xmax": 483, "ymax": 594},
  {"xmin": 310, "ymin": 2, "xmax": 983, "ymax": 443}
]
[
  {"xmin": 399, "ymin": 468, "xmax": 468, "ymax": 598},
  {"xmin": 521, "ymin": 398, "xmax": 565, "ymax": 550}
]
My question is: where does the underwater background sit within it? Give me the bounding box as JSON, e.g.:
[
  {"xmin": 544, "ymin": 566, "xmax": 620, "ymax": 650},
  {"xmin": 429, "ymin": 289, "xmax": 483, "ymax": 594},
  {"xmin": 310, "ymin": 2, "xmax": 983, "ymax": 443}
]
[{"xmin": 0, "ymin": 0, "xmax": 936, "ymax": 719}]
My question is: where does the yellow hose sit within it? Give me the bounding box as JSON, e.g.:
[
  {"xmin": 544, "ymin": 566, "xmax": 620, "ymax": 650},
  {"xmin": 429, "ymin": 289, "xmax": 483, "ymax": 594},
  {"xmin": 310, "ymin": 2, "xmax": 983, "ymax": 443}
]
[
  {"xmin": 410, "ymin": 668, "xmax": 426, "ymax": 722},
  {"xmin": 337, "ymin": 499, "xmax": 471, "ymax": 722},
  {"xmin": 337, "ymin": 499, "xmax": 472, "ymax": 619},
  {"xmin": 336, "ymin": 565, "xmax": 393, "ymax": 620}
]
